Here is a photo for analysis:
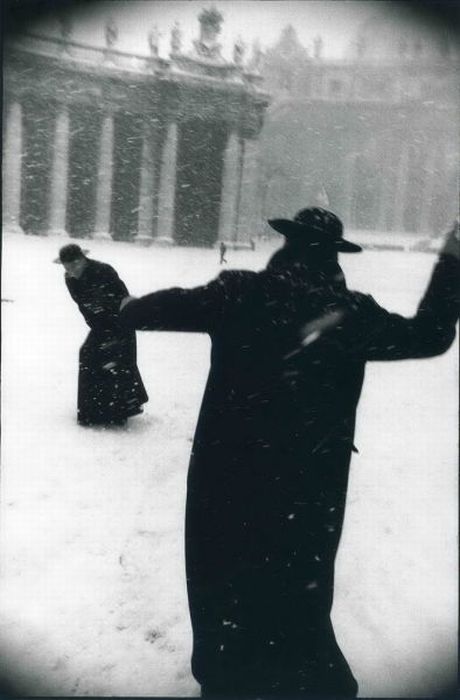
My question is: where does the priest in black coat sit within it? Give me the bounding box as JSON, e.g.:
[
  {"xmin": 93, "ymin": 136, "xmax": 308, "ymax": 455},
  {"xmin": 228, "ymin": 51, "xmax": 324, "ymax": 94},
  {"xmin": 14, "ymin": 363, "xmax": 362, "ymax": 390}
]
[
  {"xmin": 120, "ymin": 209, "xmax": 459, "ymax": 697},
  {"xmin": 58, "ymin": 244, "xmax": 148, "ymax": 427}
]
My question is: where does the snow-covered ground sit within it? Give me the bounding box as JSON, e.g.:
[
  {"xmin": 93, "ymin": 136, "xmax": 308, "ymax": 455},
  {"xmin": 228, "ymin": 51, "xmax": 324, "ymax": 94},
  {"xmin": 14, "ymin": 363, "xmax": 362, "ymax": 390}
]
[{"xmin": 0, "ymin": 232, "xmax": 458, "ymax": 698}]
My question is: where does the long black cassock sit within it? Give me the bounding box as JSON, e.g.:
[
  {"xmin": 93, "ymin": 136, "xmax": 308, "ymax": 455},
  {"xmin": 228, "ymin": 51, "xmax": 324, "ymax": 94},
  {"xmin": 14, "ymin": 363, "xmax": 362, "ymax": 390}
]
[
  {"xmin": 65, "ymin": 258, "xmax": 148, "ymax": 426},
  {"xmin": 120, "ymin": 246, "xmax": 459, "ymax": 696}
]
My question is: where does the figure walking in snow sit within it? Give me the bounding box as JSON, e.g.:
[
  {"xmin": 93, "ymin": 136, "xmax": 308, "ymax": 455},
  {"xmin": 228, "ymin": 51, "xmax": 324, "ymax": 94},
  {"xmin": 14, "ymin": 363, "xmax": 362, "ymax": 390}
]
[
  {"xmin": 120, "ymin": 210, "xmax": 459, "ymax": 697},
  {"xmin": 219, "ymin": 241, "xmax": 227, "ymax": 264},
  {"xmin": 56, "ymin": 244, "xmax": 148, "ymax": 427}
]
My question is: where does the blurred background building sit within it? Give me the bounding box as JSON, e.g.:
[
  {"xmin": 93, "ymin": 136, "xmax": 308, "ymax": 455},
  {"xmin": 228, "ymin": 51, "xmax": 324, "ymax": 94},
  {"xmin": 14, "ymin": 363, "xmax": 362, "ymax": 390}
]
[
  {"xmin": 260, "ymin": 8, "xmax": 459, "ymax": 239},
  {"xmin": 3, "ymin": 3, "xmax": 459, "ymax": 246}
]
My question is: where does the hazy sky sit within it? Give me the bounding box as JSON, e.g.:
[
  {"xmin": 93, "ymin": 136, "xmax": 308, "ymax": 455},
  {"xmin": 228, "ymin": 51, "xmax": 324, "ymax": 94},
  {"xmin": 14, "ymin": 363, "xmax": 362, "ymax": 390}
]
[{"xmin": 29, "ymin": 0, "xmax": 394, "ymax": 60}]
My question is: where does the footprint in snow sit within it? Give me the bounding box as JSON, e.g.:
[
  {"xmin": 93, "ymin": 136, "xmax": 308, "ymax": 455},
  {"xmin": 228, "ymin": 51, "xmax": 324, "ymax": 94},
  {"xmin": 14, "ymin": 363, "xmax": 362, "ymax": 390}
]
[{"xmin": 144, "ymin": 628, "xmax": 164, "ymax": 644}]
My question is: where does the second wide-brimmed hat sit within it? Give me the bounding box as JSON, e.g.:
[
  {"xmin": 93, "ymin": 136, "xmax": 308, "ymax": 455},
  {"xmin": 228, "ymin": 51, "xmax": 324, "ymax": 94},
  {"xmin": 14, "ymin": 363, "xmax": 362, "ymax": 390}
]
[
  {"xmin": 268, "ymin": 207, "xmax": 362, "ymax": 253},
  {"xmin": 53, "ymin": 243, "xmax": 90, "ymax": 264}
]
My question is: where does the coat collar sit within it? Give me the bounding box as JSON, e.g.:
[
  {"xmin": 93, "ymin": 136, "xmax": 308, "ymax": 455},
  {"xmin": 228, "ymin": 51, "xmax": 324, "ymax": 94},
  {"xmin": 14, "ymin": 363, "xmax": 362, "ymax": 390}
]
[{"xmin": 267, "ymin": 256, "xmax": 347, "ymax": 291}]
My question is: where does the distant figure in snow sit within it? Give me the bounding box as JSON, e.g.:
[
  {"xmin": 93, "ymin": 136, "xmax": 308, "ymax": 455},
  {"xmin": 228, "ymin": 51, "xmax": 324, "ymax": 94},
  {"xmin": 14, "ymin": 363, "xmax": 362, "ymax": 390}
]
[
  {"xmin": 314, "ymin": 184, "xmax": 330, "ymax": 208},
  {"xmin": 119, "ymin": 210, "xmax": 459, "ymax": 697},
  {"xmin": 219, "ymin": 241, "xmax": 227, "ymax": 264},
  {"xmin": 56, "ymin": 244, "xmax": 148, "ymax": 427}
]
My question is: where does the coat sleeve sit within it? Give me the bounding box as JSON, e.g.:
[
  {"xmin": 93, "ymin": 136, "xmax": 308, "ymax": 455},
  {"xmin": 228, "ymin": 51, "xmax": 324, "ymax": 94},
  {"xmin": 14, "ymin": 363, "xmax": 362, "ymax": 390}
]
[
  {"xmin": 84, "ymin": 264, "xmax": 129, "ymax": 329},
  {"xmin": 338, "ymin": 251, "xmax": 459, "ymax": 362},
  {"xmin": 119, "ymin": 276, "xmax": 228, "ymax": 334},
  {"xmin": 66, "ymin": 264, "xmax": 129, "ymax": 331}
]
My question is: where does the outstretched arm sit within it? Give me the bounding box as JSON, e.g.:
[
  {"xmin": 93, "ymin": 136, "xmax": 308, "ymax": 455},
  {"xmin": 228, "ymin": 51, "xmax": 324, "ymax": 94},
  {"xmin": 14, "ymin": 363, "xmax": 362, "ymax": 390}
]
[
  {"xmin": 119, "ymin": 277, "xmax": 226, "ymax": 334},
  {"xmin": 301, "ymin": 224, "xmax": 460, "ymax": 361},
  {"xmin": 363, "ymin": 224, "xmax": 459, "ymax": 361}
]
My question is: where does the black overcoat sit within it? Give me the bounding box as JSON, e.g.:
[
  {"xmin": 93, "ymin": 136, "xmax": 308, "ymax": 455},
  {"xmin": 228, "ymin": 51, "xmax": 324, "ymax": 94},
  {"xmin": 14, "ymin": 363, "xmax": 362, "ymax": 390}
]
[
  {"xmin": 120, "ymin": 249, "xmax": 458, "ymax": 695},
  {"xmin": 65, "ymin": 258, "xmax": 148, "ymax": 426}
]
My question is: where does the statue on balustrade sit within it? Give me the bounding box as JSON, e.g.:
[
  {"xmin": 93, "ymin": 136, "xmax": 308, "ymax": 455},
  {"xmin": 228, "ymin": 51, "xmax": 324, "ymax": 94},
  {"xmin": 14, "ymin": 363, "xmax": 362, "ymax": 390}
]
[
  {"xmin": 57, "ymin": 11, "xmax": 73, "ymax": 41},
  {"xmin": 248, "ymin": 39, "xmax": 264, "ymax": 73},
  {"xmin": 355, "ymin": 34, "xmax": 366, "ymax": 59},
  {"xmin": 233, "ymin": 36, "xmax": 246, "ymax": 66},
  {"xmin": 193, "ymin": 7, "xmax": 223, "ymax": 60},
  {"xmin": 105, "ymin": 17, "xmax": 119, "ymax": 49},
  {"xmin": 148, "ymin": 25, "xmax": 160, "ymax": 57},
  {"xmin": 313, "ymin": 34, "xmax": 323, "ymax": 60},
  {"xmin": 170, "ymin": 21, "xmax": 182, "ymax": 54}
]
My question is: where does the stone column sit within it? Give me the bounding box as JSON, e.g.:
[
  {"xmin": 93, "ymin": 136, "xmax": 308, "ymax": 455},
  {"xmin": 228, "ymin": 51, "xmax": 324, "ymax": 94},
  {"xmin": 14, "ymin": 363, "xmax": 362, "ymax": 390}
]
[
  {"xmin": 419, "ymin": 144, "xmax": 437, "ymax": 233},
  {"xmin": 235, "ymin": 137, "xmax": 260, "ymax": 244},
  {"xmin": 218, "ymin": 130, "xmax": 241, "ymax": 242},
  {"xmin": 93, "ymin": 111, "xmax": 114, "ymax": 240},
  {"xmin": 2, "ymin": 100, "xmax": 25, "ymax": 234},
  {"xmin": 393, "ymin": 141, "xmax": 410, "ymax": 232},
  {"xmin": 156, "ymin": 120, "xmax": 178, "ymax": 244},
  {"xmin": 49, "ymin": 104, "xmax": 70, "ymax": 236},
  {"xmin": 135, "ymin": 120, "xmax": 156, "ymax": 245},
  {"xmin": 342, "ymin": 153, "xmax": 356, "ymax": 228},
  {"xmin": 377, "ymin": 141, "xmax": 392, "ymax": 231}
]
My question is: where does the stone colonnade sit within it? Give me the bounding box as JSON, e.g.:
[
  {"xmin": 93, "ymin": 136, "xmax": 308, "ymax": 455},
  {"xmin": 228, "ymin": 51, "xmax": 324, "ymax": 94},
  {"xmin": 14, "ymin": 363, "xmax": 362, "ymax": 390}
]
[
  {"xmin": 2, "ymin": 97, "xmax": 261, "ymax": 247},
  {"xmin": 2, "ymin": 101, "xmax": 24, "ymax": 235}
]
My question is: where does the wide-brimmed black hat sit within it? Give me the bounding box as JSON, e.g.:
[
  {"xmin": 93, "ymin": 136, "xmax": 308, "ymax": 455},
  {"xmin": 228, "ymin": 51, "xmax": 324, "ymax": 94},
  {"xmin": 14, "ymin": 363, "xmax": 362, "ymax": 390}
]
[
  {"xmin": 53, "ymin": 243, "xmax": 89, "ymax": 264},
  {"xmin": 268, "ymin": 207, "xmax": 362, "ymax": 253}
]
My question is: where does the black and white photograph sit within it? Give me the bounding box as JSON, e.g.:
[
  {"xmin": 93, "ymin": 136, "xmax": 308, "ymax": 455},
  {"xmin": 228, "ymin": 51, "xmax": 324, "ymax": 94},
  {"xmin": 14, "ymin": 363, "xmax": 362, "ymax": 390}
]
[{"xmin": 1, "ymin": 0, "xmax": 459, "ymax": 697}]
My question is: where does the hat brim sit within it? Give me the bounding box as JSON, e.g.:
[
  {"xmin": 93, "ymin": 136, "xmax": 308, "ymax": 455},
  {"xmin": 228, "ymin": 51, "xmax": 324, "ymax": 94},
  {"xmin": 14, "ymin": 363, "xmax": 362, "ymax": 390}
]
[
  {"xmin": 53, "ymin": 249, "xmax": 90, "ymax": 264},
  {"xmin": 268, "ymin": 219, "xmax": 362, "ymax": 253}
]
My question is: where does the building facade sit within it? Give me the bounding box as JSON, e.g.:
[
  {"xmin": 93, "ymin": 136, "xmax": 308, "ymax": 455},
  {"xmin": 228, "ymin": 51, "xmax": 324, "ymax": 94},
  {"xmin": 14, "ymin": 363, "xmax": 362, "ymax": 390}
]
[
  {"xmin": 4, "ymin": 7, "xmax": 458, "ymax": 243},
  {"xmin": 2, "ymin": 8, "xmax": 270, "ymax": 247},
  {"xmin": 260, "ymin": 16, "xmax": 459, "ymax": 236}
]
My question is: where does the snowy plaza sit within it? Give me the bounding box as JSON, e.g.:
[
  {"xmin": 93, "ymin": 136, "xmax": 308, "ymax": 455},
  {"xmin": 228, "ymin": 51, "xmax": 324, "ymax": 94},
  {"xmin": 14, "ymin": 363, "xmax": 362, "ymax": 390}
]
[
  {"xmin": 2, "ymin": 0, "xmax": 459, "ymax": 695},
  {"xmin": 0, "ymin": 232, "xmax": 458, "ymax": 697}
]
